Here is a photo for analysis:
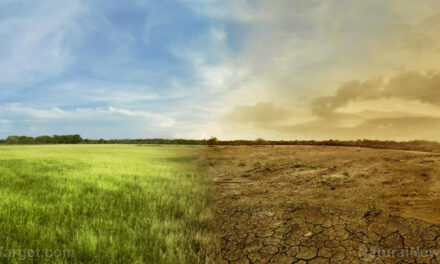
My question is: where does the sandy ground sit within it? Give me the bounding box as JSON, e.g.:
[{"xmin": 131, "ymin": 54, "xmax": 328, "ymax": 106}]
[{"xmin": 204, "ymin": 145, "xmax": 440, "ymax": 263}]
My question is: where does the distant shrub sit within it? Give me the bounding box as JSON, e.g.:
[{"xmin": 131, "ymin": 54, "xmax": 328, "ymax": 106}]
[
  {"xmin": 255, "ymin": 138, "xmax": 267, "ymax": 145},
  {"xmin": 207, "ymin": 137, "xmax": 218, "ymax": 146}
]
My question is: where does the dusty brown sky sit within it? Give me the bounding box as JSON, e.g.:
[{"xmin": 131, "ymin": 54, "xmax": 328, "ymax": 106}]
[{"xmin": 201, "ymin": 0, "xmax": 440, "ymax": 141}]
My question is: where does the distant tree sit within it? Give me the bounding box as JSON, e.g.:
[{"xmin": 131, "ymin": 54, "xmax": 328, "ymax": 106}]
[
  {"xmin": 36, "ymin": 135, "xmax": 53, "ymax": 144},
  {"xmin": 6, "ymin": 136, "xmax": 19, "ymax": 144},
  {"xmin": 17, "ymin": 136, "xmax": 35, "ymax": 144},
  {"xmin": 255, "ymin": 138, "xmax": 267, "ymax": 145},
  {"xmin": 207, "ymin": 137, "xmax": 218, "ymax": 146},
  {"xmin": 71, "ymin": 134, "xmax": 83, "ymax": 144},
  {"xmin": 53, "ymin": 135, "xmax": 83, "ymax": 144},
  {"xmin": 5, "ymin": 136, "xmax": 35, "ymax": 144},
  {"xmin": 53, "ymin": 135, "xmax": 65, "ymax": 144}
]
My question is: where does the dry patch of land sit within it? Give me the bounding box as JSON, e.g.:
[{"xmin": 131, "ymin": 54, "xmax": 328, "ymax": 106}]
[{"xmin": 205, "ymin": 145, "xmax": 440, "ymax": 263}]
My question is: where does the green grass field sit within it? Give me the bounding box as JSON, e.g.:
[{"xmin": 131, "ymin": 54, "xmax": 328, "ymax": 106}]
[{"xmin": 0, "ymin": 145, "xmax": 213, "ymax": 263}]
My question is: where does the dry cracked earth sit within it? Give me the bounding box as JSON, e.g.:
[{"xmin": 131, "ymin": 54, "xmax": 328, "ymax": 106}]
[{"xmin": 204, "ymin": 145, "xmax": 440, "ymax": 264}]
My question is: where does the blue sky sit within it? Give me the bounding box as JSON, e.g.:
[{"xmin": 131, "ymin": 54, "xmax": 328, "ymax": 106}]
[
  {"xmin": 2, "ymin": 0, "xmax": 440, "ymax": 140},
  {"xmin": 0, "ymin": 0, "xmax": 246, "ymax": 139}
]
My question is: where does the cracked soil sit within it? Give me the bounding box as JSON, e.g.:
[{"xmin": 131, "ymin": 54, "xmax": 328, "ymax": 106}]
[{"xmin": 205, "ymin": 145, "xmax": 440, "ymax": 264}]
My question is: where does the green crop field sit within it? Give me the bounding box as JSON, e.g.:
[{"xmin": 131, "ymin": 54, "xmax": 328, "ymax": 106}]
[{"xmin": 0, "ymin": 145, "xmax": 213, "ymax": 263}]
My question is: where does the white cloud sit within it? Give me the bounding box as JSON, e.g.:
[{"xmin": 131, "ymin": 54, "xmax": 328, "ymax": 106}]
[
  {"xmin": 210, "ymin": 27, "xmax": 227, "ymax": 43},
  {"xmin": 0, "ymin": 119, "xmax": 12, "ymax": 125},
  {"xmin": 170, "ymin": 24, "xmax": 249, "ymax": 96},
  {"xmin": 4, "ymin": 104, "xmax": 67, "ymax": 119},
  {"xmin": 0, "ymin": 0, "xmax": 83, "ymax": 85},
  {"xmin": 1, "ymin": 104, "xmax": 176, "ymax": 128},
  {"xmin": 106, "ymin": 107, "xmax": 176, "ymax": 127}
]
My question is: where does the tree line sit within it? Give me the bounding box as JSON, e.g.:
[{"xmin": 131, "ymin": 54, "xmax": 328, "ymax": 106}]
[
  {"xmin": 0, "ymin": 135, "xmax": 84, "ymax": 144},
  {"xmin": 1, "ymin": 135, "xmax": 440, "ymax": 153},
  {"xmin": 0, "ymin": 135, "xmax": 206, "ymax": 145},
  {"xmin": 214, "ymin": 138, "xmax": 440, "ymax": 153}
]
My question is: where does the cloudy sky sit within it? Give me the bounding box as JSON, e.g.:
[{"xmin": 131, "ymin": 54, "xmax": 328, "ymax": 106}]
[{"xmin": 1, "ymin": 0, "xmax": 440, "ymax": 140}]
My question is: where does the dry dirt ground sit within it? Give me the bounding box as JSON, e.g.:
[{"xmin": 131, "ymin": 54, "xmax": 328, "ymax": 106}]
[{"xmin": 204, "ymin": 145, "xmax": 440, "ymax": 264}]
